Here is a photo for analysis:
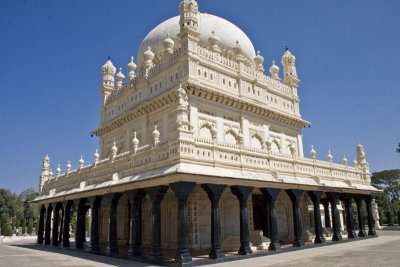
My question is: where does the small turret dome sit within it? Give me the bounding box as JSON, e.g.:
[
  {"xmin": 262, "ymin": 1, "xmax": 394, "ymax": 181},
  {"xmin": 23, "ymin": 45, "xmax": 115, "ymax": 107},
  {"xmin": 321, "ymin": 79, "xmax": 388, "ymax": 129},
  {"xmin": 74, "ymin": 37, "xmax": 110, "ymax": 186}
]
[
  {"xmin": 163, "ymin": 35, "xmax": 175, "ymax": 54},
  {"xmin": 102, "ymin": 57, "xmax": 116, "ymax": 74},
  {"xmin": 127, "ymin": 57, "xmax": 137, "ymax": 71}
]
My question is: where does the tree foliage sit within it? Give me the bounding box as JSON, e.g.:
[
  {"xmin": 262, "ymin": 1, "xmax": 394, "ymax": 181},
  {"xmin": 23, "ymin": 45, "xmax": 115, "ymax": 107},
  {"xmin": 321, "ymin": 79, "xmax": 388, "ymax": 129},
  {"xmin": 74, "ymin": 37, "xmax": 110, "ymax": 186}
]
[
  {"xmin": 0, "ymin": 187, "xmax": 38, "ymax": 236},
  {"xmin": 372, "ymin": 169, "xmax": 400, "ymax": 224}
]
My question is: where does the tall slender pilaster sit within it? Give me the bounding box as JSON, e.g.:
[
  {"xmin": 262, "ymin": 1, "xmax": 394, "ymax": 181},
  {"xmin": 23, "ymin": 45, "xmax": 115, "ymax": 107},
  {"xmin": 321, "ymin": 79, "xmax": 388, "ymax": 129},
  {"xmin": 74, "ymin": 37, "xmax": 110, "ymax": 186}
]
[
  {"xmin": 105, "ymin": 193, "xmax": 122, "ymax": 255},
  {"xmin": 171, "ymin": 182, "xmax": 196, "ymax": 263},
  {"xmin": 321, "ymin": 199, "xmax": 331, "ymax": 228},
  {"xmin": 341, "ymin": 194, "xmax": 357, "ymax": 239},
  {"xmin": 88, "ymin": 196, "xmax": 102, "ymax": 252},
  {"xmin": 147, "ymin": 186, "xmax": 169, "ymax": 260},
  {"xmin": 62, "ymin": 201, "xmax": 73, "ymax": 248},
  {"xmin": 201, "ymin": 184, "xmax": 226, "ymax": 259},
  {"xmin": 308, "ymin": 191, "xmax": 326, "ymax": 243},
  {"xmin": 327, "ymin": 192, "xmax": 342, "ymax": 241},
  {"xmin": 260, "ymin": 188, "xmax": 281, "ymax": 251},
  {"xmin": 127, "ymin": 189, "xmax": 146, "ymax": 257},
  {"xmin": 52, "ymin": 203, "xmax": 61, "ymax": 246},
  {"xmin": 354, "ymin": 196, "xmax": 367, "ymax": 237},
  {"xmin": 231, "ymin": 186, "xmax": 253, "ymax": 255},
  {"xmin": 365, "ymin": 196, "xmax": 377, "ymax": 236},
  {"xmin": 44, "ymin": 203, "xmax": 53, "ymax": 245},
  {"xmin": 75, "ymin": 199, "xmax": 87, "ymax": 249},
  {"xmin": 37, "ymin": 205, "xmax": 46, "ymax": 244},
  {"xmin": 286, "ymin": 189, "xmax": 305, "ymax": 247}
]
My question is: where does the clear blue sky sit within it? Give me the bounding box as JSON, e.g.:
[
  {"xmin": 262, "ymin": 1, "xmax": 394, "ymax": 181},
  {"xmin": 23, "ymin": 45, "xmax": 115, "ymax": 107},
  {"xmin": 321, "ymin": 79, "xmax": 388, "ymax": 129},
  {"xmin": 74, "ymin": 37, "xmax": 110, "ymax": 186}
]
[{"xmin": 1, "ymin": 0, "xmax": 399, "ymax": 193}]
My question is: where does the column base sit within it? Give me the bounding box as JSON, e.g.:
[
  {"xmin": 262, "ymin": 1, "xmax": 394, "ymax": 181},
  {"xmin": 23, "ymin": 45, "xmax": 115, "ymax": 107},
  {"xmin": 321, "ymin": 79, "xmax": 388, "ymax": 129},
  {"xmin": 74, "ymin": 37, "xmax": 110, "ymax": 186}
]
[
  {"xmin": 268, "ymin": 242, "xmax": 281, "ymax": 251},
  {"xmin": 105, "ymin": 246, "xmax": 119, "ymax": 255},
  {"xmin": 348, "ymin": 231, "xmax": 358, "ymax": 239},
  {"xmin": 332, "ymin": 234, "xmax": 343, "ymax": 241},
  {"xmin": 175, "ymin": 249, "xmax": 192, "ymax": 263},
  {"xmin": 128, "ymin": 246, "xmax": 142, "ymax": 257},
  {"xmin": 76, "ymin": 242, "xmax": 84, "ymax": 250},
  {"xmin": 209, "ymin": 247, "xmax": 225, "ymax": 259},
  {"xmin": 314, "ymin": 236, "xmax": 326, "ymax": 244},
  {"xmin": 368, "ymin": 229, "xmax": 377, "ymax": 236},
  {"xmin": 62, "ymin": 241, "xmax": 70, "ymax": 248},
  {"xmin": 51, "ymin": 241, "xmax": 59, "ymax": 247},
  {"xmin": 358, "ymin": 229, "xmax": 367, "ymax": 237},
  {"xmin": 293, "ymin": 239, "xmax": 305, "ymax": 247},
  {"xmin": 238, "ymin": 244, "xmax": 252, "ymax": 255},
  {"xmin": 44, "ymin": 240, "xmax": 51, "ymax": 246},
  {"xmin": 91, "ymin": 244, "xmax": 100, "ymax": 252}
]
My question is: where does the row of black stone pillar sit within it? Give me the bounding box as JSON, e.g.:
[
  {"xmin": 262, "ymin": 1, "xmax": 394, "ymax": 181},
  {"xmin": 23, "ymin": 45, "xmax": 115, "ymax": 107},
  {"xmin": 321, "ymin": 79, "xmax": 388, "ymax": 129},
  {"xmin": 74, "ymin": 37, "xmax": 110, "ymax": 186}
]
[{"xmin": 37, "ymin": 185, "xmax": 377, "ymax": 264}]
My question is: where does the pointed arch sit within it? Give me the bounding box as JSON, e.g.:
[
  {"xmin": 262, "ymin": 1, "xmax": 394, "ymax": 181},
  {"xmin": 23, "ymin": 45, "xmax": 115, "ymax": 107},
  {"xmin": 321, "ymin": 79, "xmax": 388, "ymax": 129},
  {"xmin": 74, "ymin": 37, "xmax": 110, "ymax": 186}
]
[
  {"xmin": 224, "ymin": 128, "xmax": 239, "ymax": 144},
  {"xmin": 250, "ymin": 133, "xmax": 264, "ymax": 149},
  {"xmin": 199, "ymin": 122, "xmax": 214, "ymax": 139}
]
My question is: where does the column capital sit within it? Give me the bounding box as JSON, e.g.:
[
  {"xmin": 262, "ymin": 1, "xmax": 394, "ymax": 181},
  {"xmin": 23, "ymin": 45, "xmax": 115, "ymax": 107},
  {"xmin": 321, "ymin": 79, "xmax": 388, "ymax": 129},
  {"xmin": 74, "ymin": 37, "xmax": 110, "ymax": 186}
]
[
  {"xmin": 146, "ymin": 185, "xmax": 169, "ymax": 203},
  {"xmin": 308, "ymin": 191, "xmax": 323, "ymax": 201},
  {"xmin": 285, "ymin": 189, "xmax": 304, "ymax": 202},
  {"xmin": 201, "ymin": 184, "xmax": 226, "ymax": 200},
  {"xmin": 170, "ymin": 182, "xmax": 196, "ymax": 200},
  {"xmin": 230, "ymin": 186, "xmax": 253, "ymax": 200},
  {"xmin": 260, "ymin": 188, "xmax": 280, "ymax": 200},
  {"xmin": 127, "ymin": 189, "xmax": 146, "ymax": 204}
]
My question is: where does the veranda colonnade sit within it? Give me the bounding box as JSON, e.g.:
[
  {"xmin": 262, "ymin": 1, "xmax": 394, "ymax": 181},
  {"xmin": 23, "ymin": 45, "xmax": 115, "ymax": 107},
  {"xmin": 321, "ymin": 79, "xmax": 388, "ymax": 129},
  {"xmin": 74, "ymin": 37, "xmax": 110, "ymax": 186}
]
[{"xmin": 36, "ymin": 181, "xmax": 377, "ymax": 263}]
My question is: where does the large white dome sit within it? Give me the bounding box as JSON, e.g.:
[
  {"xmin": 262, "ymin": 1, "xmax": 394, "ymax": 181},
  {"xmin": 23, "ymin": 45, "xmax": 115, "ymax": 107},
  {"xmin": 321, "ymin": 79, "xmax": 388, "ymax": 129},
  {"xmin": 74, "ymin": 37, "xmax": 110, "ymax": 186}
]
[{"xmin": 137, "ymin": 13, "xmax": 257, "ymax": 67}]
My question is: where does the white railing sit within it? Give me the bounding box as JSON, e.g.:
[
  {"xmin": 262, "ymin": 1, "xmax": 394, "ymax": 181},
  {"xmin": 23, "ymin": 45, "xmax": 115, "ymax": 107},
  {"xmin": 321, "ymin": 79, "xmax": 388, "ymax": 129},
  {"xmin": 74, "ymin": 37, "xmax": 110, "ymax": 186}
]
[{"xmin": 42, "ymin": 138, "xmax": 367, "ymax": 195}]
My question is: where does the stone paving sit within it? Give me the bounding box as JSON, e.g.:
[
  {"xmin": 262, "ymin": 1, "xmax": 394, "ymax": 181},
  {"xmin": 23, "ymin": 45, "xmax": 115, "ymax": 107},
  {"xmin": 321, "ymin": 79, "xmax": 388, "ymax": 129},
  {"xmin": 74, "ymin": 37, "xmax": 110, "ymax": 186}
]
[{"xmin": 0, "ymin": 230, "xmax": 399, "ymax": 266}]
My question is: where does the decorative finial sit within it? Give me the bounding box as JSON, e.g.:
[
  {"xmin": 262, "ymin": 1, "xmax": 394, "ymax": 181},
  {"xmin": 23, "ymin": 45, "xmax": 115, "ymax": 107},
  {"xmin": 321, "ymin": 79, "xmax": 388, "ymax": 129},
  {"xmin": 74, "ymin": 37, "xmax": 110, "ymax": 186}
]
[
  {"xmin": 342, "ymin": 154, "xmax": 348, "ymax": 166},
  {"xmin": 285, "ymin": 45, "xmax": 288, "ymax": 51},
  {"xmin": 79, "ymin": 155, "xmax": 84, "ymax": 168},
  {"xmin": 111, "ymin": 141, "xmax": 118, "ymax": 159},
  {"xmin": 107, "ymin": 55, "xmax": 111, "ymax": 60},
  {"xmin": 56, "ymin": 164, "xmax": 61, "ymax": 176},
  {"xmin": 94, "ymin": 149, "xmax": 99, "ymax": 164},
  {"xmin": 66, "ymin": 161, "xmax": 71, "ymax": 173},
  {"xmin": 152, "ymin": 125, "xmax": 160, "ymax": 147},
  {"xmin": 310, "ymin": 145, "xmax": 316, "ymax": 159},
  {"xmin": 327, "ymin": 149, "xmax": 333, "ymax": 162},
  {"xmin": 132, "ymin": 132, "xmax": 139, "ymax": 154}
]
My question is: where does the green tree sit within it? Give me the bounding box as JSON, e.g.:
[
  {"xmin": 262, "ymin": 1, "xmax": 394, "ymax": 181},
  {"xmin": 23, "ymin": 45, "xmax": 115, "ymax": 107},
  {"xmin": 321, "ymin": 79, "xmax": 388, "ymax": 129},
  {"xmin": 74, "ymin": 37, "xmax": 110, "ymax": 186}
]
[{"xmin": 372, "ymin": 169, "xmax": 400, "ymax": 225}]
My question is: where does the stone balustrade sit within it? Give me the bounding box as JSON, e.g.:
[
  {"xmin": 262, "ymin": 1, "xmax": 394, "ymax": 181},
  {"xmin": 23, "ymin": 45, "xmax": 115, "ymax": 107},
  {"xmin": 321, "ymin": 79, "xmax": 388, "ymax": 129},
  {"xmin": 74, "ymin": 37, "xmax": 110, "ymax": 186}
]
[{"xmin": 42, "ymin": 138, "xmax": 367, "ymax": 196}]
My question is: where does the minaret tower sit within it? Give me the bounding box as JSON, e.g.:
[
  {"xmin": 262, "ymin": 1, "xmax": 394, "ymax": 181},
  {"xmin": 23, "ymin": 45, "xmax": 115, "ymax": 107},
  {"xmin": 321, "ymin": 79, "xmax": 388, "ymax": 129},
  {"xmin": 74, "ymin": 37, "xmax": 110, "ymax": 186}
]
[
  {"xmin": 39, "ymin": 154, "xmax": 50, "ymax": 193},
  {"xmin": 281, "ymin": 46, "xmax": 300, "ymax": 90},
  {"xmin": 101, "ymin": 56, "xmax": 116, "ymax": 105},
  {"xmin": 178, "ymin": 0, "xmax": 200, "ymax": 43}
]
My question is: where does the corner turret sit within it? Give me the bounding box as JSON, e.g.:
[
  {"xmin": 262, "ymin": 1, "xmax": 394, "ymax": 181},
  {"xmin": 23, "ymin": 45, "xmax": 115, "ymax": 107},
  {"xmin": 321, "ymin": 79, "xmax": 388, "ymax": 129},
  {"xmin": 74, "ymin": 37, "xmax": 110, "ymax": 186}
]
[
  {"xmin": 281, "ymin": 47, "xmax": 299, "ymax": 89},
  {"xmin": 179, "ymin": 0, "xmax": 200, "ymax": 41},
  {"xmin": 101, "ymin": 56, "xmax": 116, "ymax": 105}
]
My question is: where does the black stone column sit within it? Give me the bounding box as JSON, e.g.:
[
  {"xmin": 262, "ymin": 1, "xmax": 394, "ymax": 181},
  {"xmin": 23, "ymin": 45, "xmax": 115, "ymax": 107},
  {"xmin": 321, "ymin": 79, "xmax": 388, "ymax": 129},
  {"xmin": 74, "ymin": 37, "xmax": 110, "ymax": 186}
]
[
  {"xmin": 62, "ymin": 201, "xmax": 73, "ymax": 248},
  {"xmin": 231, "ymin": 186, "xmax": 253, "ymax": 255},
  {"xmin": 127, "ymin": 189, "xmax": 146, "ymax": 257},
  {"xmin": 146, "ymin": 186, "xmax": 169, "ymax": 260},
  {"xmin": 75, "ymin": 199, "xmax": 87, "ymax": 249},
  {"xmin": 285, "ymin": 189, "xmax": 305, "ymax": 247},
  {"xmin": 321, "ymin": 199, "xmax": 331, "ymax": 228},
  {"xmin": 58, "ymin": 206, "xmax": 64, "ymax": 244},
  {"xmin": 52, "ymin": 203, "xmax": 61, "ymax": 246},
  {"xmin": 201, "ymin": 184, "xmax": 226, "ymax": 259},
  {"xmin": 44, "ymin": 203, "xmax": 53, "ymax": 245},
  {"xmin": 341, "ymin": 194, "xmax": 357, "ymax": 239},
  {"xmin": 326, "ymin": 193, "xmax": 342, "ymax": 241},
  {"xmin": 171, "ymin": 182, "xmax": 196, "ymax": 263},
  {"xmin": 354, "ymin": 196, "xmax": 367, "ymax": 237},
  {"xmin": 308, "ymin": 191, "xmax": 326, "ymax": 243},
  {"xmin": 365, "ymin": 196, "xmax": 377, "ymax": 236},
  {"xmin": 105, "ymin": 193, "xmax": 122, "ymax": 255},
  {"xmin": 260, "ymin": 188, "xmax": 281, "ymax": 251},
  {"xmin": 37, "ymin": 205, "xmax": 46, "ymax": 244},
  {"xmin": 88, "ymin": 196, "xmax": 102, "ymax": 252}
]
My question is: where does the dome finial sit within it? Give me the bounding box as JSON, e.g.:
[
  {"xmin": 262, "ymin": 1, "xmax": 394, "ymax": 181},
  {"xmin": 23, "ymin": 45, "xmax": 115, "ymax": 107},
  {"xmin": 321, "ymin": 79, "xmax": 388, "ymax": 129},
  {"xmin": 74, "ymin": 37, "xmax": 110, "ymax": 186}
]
[{"xmin": 285, "ymin": 45, "xmax": 289, "ymax": 51}]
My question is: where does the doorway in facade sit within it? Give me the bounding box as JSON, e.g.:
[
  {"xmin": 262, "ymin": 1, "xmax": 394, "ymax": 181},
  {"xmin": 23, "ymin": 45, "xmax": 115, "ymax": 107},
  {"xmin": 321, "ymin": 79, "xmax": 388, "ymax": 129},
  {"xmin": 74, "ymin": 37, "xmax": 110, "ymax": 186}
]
[{"xmin": 252, "ymin": 194, "xmax": 269, "ymax": 238}]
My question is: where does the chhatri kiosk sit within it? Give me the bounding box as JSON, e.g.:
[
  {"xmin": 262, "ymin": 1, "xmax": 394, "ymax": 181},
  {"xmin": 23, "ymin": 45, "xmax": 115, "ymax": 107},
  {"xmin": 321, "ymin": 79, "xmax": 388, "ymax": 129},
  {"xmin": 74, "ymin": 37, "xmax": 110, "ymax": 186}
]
[{"xmin": 34, "ymin": 0, "xmax": 378, "ymax": 264}]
